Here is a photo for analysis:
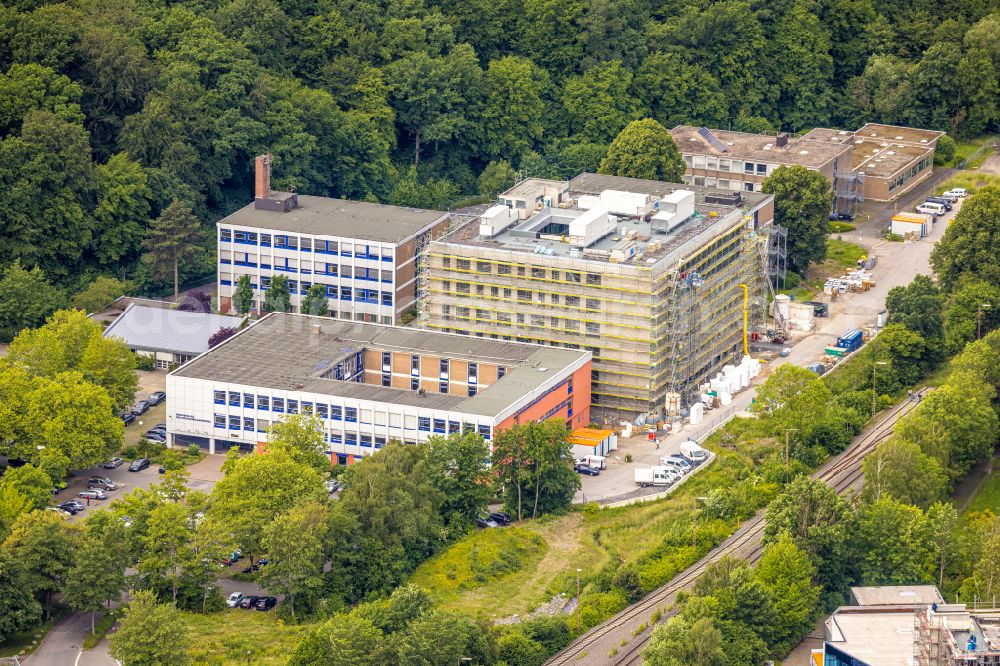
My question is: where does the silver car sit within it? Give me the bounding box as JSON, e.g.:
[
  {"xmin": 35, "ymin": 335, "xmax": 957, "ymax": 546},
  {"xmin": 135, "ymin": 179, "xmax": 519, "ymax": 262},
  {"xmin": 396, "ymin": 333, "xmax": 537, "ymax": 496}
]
[{"xmin": 78, "ymin": 488, "xmax": 108, "ymax": 500}]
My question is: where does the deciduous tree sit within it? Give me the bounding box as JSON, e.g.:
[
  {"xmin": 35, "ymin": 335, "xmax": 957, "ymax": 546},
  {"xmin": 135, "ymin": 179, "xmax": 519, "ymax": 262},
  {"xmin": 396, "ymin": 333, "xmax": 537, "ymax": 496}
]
[
  {"xmin": 1, "ymin": 509, "xmax": 80, "ymax": 619},
  {"xmin": 264, "ymin": 274, "xmax": 291, "ymax": 313},
  {"xmin": 598, "ymin": 119, "xmax": 685, "ymax": 183},
  {"xmin": 259, "ymin": 501, "xmax": 327, "ymax": 620},
  {"xmin": 231, "ymin": 274, "xmax": 253, "ymax": 316},
  {"xmin": 108, "ymin": 589, "xmax": 190, "ymax": 666},
  {"xmin": 0, "ymin": 260, "xmax": 63, "ymax": 341},
  {"xmin": 753, "ymin": 535, "xmax": 820, "ymax": 650},
  {"xmin": 932, "ymin": 186, "xmax": 1000, "ymax": 290},
  {"xmin": 762, "ymin": 165, "xmax": 832, "ymax": 272},
  {"xmin": 301, "ymin": 283, "xmax": 329, "ymax": 316},
  {"xmin": 861, "ymin": 438, "xmax": 947, "ymax": 508},
  {"xmin": 425, "ymin": 432, "xmax": 493, "ymax": 531},
  {"xmin": 71, "ymin": 276, "xmax": 132, "ymax": 313},
  {"xmin": 63, "ymin": 532, "xmax": 125, "ymax": 634}
]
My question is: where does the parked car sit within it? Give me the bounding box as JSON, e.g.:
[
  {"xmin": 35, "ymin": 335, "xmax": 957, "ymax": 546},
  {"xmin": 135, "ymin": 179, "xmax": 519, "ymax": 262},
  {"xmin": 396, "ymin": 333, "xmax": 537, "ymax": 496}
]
[
  {"xmin": 103, "ymin": 457, "xmax": 124, "ymax": 469},
  {"xmin": 146, "ymin": 426, "xmax": 166, "ymax": 436},
  {"xmin": 945, "ymin": 187, "xmax": 968, "ymax": 198},
  {"xmin": 79, "ymin": 488, "xmax": 108, "ymax": 500},
  {"xmin": 574, "ymin": 463, "xmax": 600, "ymax": 476},
  {"xmin": 59, "ymin": 500, "xmax": 85, "ymax": 514},
  {"xmin": 925, "ymin": 196, "xmax": 952, "ymax": 211},
  {"xmin": 489, "ymin": 512, "xmax": 512, "ymax": 526},
  {"xmin": 226, "ymin": 592, "xmax": 244, "ymax": 608},
  {"xmin": 87, "ymin": 477, "xmax": 118, "ymax": 491},
  {"xmin": 324, "ymin": 479, "xmax": 341, "ymax": 493},
  {"xmin": 779, "ymin": 347, "xmax": 792, "ymax": 357},
  {"xmin": 242, "ymin": 563, "xmax": 261, "ymax": 574},
  {"xmin": 828, "ymin": 212, "xmax": 854, "ymax": 221},
  {"xmin": 256, "ymin": 559, "xmax": 268, "ymax": 567},
  {"xmin": 476, "ymin": 516, "xmax": 500, "ymax": 528},
  {"xmin": 130, "ymin": 400, "xmax": 150, "ymax": 416},
  {"xmin": 238, "ymin": 596, "xmax": 260, "ymax": 609},
  {"xmin": 145, "ymin": 432, "xmax": 166, "ymax": 443},
  {"xmin": 120, "ymin": 413, "xmax": 136, "ymax": 425},
  {"xmin": 222, "ymin": 550, "xmax": 242, "ymax": 565},
  {"xmin": 154, "ymin": 423, "xmax": 166, "ymax": 430},
  {"xmin": 128, "ymin": 458, "xmax": 150, "ymax": 472},
  {"xmin": 148, "ymin": 391, "xmax": 166, "ymax": 405},
  {"xmin": 45, "ymin": 506, "xmax": 71, "ymax": 519},
  {"xmin": 254, "ymin": 597, "xmax": 277, "ymax": 611}
]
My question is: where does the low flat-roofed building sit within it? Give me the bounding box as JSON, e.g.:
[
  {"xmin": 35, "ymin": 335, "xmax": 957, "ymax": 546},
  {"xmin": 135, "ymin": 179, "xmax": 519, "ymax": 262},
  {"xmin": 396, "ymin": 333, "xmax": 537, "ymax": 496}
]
[
  {"xmin": 102, "ymin": 303, "xmax": 245, "ymax": 369},
  {"xmin": 425, "ymin": 172, "xmax": 775, "ymax": 420},
  {"xmin": 851, "ymin": 585, "xmax": 945, "ymax": 608},
  {"xmin": 166, "ymin": 313, "xmax": 592, "ymax": 459},
  {"xmin": 217, "ymin": 154, "xmax": 449, "ymax": 325},
  {"xmin": 670, "ymin": 125, "xmax": 853, "ymax": 194}
]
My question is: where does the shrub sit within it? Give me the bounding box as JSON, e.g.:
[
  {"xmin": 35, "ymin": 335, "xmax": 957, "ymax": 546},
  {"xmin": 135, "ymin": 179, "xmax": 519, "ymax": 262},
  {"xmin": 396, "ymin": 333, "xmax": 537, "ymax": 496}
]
[
  {"xmin": 521, "ymin": 616, "xmax": 571, "ymax": 653},
  {"xmin": 497, "ymin": 632, "xmax": 546, "ymax": 666},
  {"xmin": 134, "ymin": 354, "xmax": 156, "ymax": 370},
  {"xmin": 187, "ymin": 444, "xmax": 201, "ymax": 457}
]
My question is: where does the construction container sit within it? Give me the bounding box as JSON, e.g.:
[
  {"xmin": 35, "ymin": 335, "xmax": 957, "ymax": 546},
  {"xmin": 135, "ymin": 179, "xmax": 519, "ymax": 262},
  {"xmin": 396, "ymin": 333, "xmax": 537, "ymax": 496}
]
[
  {"xmin": 837, "ymin": 329, "xmax": 863, "ymax": 352},
  {"xmin": 825, "ymin": 346, "xmax": 848, "ymax": 357}
]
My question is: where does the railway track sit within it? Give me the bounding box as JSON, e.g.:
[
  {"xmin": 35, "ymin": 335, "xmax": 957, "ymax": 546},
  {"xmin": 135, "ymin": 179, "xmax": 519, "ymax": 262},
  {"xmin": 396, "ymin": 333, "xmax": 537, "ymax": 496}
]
[{"xmin": 546, "ymin": 389, "xmax": 929, "ymax": 666}]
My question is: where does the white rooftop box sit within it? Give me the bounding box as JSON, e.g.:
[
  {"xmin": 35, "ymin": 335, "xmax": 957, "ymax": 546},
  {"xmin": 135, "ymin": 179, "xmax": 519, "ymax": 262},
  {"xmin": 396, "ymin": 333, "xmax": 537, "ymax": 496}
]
[
  {"xmin": 598, "ymin": 190, "xmax": 655, "ymax": 217},
  {"xmin": 479, "ymin": 204, "xmax": 518, "ymax": 238},
  {"xmin": 653, "ymin": 190, "xmax": 695, "ymax": 233},
  {"xmin": 568, "ymin": 207, "xmax": 615, "ymax": 247}
]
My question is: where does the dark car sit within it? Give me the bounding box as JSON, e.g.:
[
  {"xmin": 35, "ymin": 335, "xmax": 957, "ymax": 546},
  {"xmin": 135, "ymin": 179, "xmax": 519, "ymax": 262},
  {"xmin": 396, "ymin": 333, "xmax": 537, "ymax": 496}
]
[
  {"xmin": 128, "ymin": 458, "xmax": 150, "ymax": 472},
  {"xmin": 146, "ymin": 428, "xmax": 166, "ymax": 438},
  {"xmin": 254, "ymin": 597, "xmax": 277, "ymax": 611},
  {"xmin": 828, "ymin": 212, "xmax": 855, "ymax": 221},
  {"xmin": 242, "ymin": 563, "xmax": 261, "ymax": 574},
  {"xmin": 88, "ymin": 477, "xmax": 118, "ymax": 491},
  {"xmin": 489, "ymin": 512, "xmax": 512, "ymax": 526},
  {"xmin": 130, "ymin": 400, "xmax": 150, "ymax": 416},
  {"xmin": 574, "ymin": 463, "xmax": 600, "ymax": 476},
  {"xmin": 120, "ymin": 412, "xmax": 136, "ymax": 426},
  {"xmin": 58, "ymin": 500, "xmax": 85, "ymax": 514},
  {"xmin": 238, "ymin": 596, "xmax": 260, "ymax": 609},
  {"xmin": 925, "ymin": 196, "xmax": 953, "ymax": 211},
  {"xmin": 148, "ymin": 392, "xmax": 166, "ymax": 405},
  {"xmin": 154, "ymin": 423, "xmax": 166, "ymax": 430},
  {"xmin": 145, "ymin": 432, "xmax": 166, "ymax": 443},
  {"xmin": 103, "ymin": 457, "xmax": 124, "ymax": 469},
  {"xmin": 476, "ymin": 516, "xmax": 500, "ymax": 528}
]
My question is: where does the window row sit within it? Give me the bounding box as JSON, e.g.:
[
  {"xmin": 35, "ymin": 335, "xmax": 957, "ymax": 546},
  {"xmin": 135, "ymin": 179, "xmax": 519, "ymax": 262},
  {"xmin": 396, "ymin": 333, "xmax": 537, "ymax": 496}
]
[
  {"xmin": 440, "ymin": 258, "xmax": 601, "ymax": 285},
  {"xmin": 220, "ymin": 231, "xmax": 393, "ymax": 260},
  {"xmin": 212, "ymin": 412, "xmax": 492, "ymax": 440}
]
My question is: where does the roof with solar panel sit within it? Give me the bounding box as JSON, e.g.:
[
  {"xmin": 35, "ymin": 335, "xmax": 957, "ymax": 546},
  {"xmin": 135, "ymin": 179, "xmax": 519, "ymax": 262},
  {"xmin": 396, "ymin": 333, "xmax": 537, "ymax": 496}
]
[{"xmin": 670, "ymin": 125, "xmax": 852, "ymax": 167}]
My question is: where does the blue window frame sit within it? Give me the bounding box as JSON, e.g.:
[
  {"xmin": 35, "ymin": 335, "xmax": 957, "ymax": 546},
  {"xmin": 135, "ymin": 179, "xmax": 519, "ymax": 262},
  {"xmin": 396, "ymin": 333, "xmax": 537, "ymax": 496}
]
[
  {"xmin": 257, "ymin": 395, "xmax": 269, "ymax": 410},
  {"xmin": 326, "ymin": 285, "xmax": 337, "ymax": 297},
  {"xmin": 478, "ymin": 425, "xmax": 491, "ymax": 440},
  {"xmin": 301, "ymin": 401, "xmax": 313, "ymax": 414},
  {"xmin": 341, "ymin": 287, "xmax": 352, "ymax": 301},
  {"xmin": 261, "ymin": 276, "xmax": 271, "ymax": 289},
  {"xmin": 330, "ymin": 434, "xmax": 343, "ymax": 444},
  {"xmin": 345, "ymin": 432, "xmax": 357, "ymax": 445},
  {"xmin": 214, "ymin": 390, "xmax": 226, "ymax": 404},
  {"xmin": 272, "ymin": 398, "xmax": 285, "ymax": 413},
  {"xmin": 220, "ymin": 229, "xmax": 232, "ymax": 242},
  {"xmin": 331, "ymin": 405, "xmax": 342, "ymax": 420},
  {"xmin": 317, "ymin": 404, "xmax": 328, "ymax": 418},
  {"xmin": 448, "ymin": 420, "xmax": 460, "ymax": 433},
  {"xmin": 439, "ymin": 381, "xmax": 448, "ymax": 394},
  {"xmin": 287, "ymin": 399, "xmax": 298, "ymax": 414},
  {"xmin": 214, "ymin": 414, "xmax": 226, "ymax": 428},
  {"xmin": 220, "ymin": 258, "xmax": 231, "ymax": 265},
  {"xmin": 418, "ymin": 417, "xmax": 431, "ymax": 432},
  {"xmin": 468, "ymin": 385, "xmax": 477, "ymax": 397},
  {"xmin": 432, "ymin": 418, "xmax": 446, "ymax": 433},
  {"xmin": 220, "ymin": 279, "xmax": 232, "ymax": 286},
  {"xmin": 375, "ymin": 436, "xmax": 386, "ymax": 448},
  {"xmin": 360, "ymin": 434, "xmax": 372, "ymax": 448},
  {"xmin": 228, "ymin": 391, "xmax": 240, "ymax": 406},
  {"xmin": 229, "ymin": 415, "xmax": 241, "ymax": 430},
  {"xmin": 468, "ymin": 363, "xmax": 478, "ymax": 384},
  {"xmin": 345, "ymin": 407, "xmax": 358, "ymax": 422},
  {"xmin": 382, "ymin": 373, "xmax": 391, "ymax": 387},
  {"xmin": 275, "ymin": 235, "xmax": 288, "ymax": 248},
  {"xmin": 381, "ymin": 291, "xmax": 392, "ymax": 306},
  {"xmin": 243, "ymin": 393, "xmax": 254, "ymax": 408},
  {"xmin": 244, "ymin": 416, "xmax": 255, "ymax": 431}
]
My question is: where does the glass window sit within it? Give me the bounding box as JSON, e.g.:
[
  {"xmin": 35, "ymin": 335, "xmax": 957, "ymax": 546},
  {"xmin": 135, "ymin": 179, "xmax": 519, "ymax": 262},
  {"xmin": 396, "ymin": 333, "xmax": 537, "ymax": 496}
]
[
  {"xmin": 345, "ymin": 407, "xmax": 357, "ymax": 422},
  {"xmin": 229, "ymin": 415, "xmax": 241, "ymax": 430},
  {"xmin": 214, "ymin": 390, "xmax": 226, "ymax": 404},
  {"xmin": 287, "ymin": 399, "xmax": 298, "ymax": 414},
  {"xmin": 214, "ymin": 414, "xmax": 226, "ymax": 428},
  {"xmin": 272, "ymin": 397, "xmax": 284, "ymax": 412},
  {"xmin": 301, "ymin": 401, "xmax": 313, "ymax": 414},
  {"xmin": 317, "ymin": 404, "xmax": 328, "ymax": 418},
  {"xmin": 448, "ymin": 420, "xmax": 460, "ymax": 433},
  {"xmin": 382, "ymin": 351, "xmax": 391, "ymax": 368},
  {"xmin": 243, "ymin": 393, "xmax": 254, "ymax": 408},
  {"xmin": 331, "ymin": 405, "xmax": 342, "ymax": 420},
  {"xmin": 418, "ymin": 417, "xmax": 431, "ymax": 431},
  {"xmin": 228, "ymin": 391, "xmax": 240, "ymax": 406},
  {"xmin": 566, "ymin": 271, "xmax": 581, "ymax": 283},
  {"xmin": 340, "ymin": 287, "xmax": 352, "ymax": 300},
  {"xmin": 586, "ymin": 298, "xmax": 599, "ymax": 310},
  {"xmin": 478, "ymin": 425, "xmax": 491, "ymax": 439},
  {"xmin": 498, "ymin": 264, "xmax": 511, "ymax": 275},
  {"xmin": 498, "ymin": 366, "xmax": 506, "ymax": 379},
  {"xmin": 433, "ymin": 419, "xmax": 446, "ymax": 433},
  {"xmin": 411, "ymin": 355, "xmax": 420, "ymax": 373},
  {"xmin": 439, "ymin": 359, "xmax": 449, "ymax": 377},
  {"xmin": 410, "ymin": 377, "xmax": 420, "ymax": 390},
  {"xmin": 468, "ymin": 385, "xmax": 477, "ymax": 397},
  {"xmin": 381, "ymin": 292, "xmax": 392, "ymax": 306},
  {"xmin": 243, "ymin": 416, "xmax": 255, "ymax": 431},
  {"xmin": 439, "ymin": 381, "xmax": 448, "ymax": 394},
  {"xmin": 257, "ymin": 395, "xmax": 269, "ymax": 410},
  {"xmin": 586, "ymin": 273, "xmax": 601, "ymax": 286},
  {"xmin": 382, "ymin": 373, "xmax": 391, "ymax": 387}
]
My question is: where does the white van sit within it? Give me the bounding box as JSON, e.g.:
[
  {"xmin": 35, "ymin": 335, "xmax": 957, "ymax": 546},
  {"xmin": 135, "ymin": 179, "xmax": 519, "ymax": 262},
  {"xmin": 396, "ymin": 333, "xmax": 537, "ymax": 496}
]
[
  {"xmin": 577, "ymin": 455, "xmax": 606, "ymax": 470},
  {"xmin": 945, "ymin": 187, "xmax": 967, "ymax": 198},
  {"xmin": 660, "ymin": 456, "xmax": 692, "ymax": 475},
  {"xmin": 680, "ymin": 440, "xmax": 708, "ymax": 464},
  {"xmin": 916, "ymin": 202, "xmax": 946, "ymax": 216}
]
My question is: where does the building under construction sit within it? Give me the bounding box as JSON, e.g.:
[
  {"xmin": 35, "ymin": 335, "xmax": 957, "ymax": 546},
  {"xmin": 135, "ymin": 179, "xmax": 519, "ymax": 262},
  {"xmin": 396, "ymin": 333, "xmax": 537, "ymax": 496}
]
[{"xmin": 422, "ymin": 173, "xmax": 775, "ymax": 422}]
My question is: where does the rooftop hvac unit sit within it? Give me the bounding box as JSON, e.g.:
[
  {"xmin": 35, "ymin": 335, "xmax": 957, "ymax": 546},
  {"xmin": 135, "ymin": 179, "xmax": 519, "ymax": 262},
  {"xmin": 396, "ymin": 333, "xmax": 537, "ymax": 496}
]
[
  {"xmin": 704, "ymin": 192, "xmax": 742, "ymax": 206},
  {"xmin": 776, "ymin": 132, "xmax": 789, "ymax": 147}
]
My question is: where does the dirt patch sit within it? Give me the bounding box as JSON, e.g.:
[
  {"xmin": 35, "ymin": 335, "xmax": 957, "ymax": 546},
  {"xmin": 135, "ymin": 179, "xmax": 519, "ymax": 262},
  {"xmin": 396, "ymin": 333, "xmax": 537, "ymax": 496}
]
[{"xmin": 978, "ymin": 156, "xmax": 1000, "ymax": 176}]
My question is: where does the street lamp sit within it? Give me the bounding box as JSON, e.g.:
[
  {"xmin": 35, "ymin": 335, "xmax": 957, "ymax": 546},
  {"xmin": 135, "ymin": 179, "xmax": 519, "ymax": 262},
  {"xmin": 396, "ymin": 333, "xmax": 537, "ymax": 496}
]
[
  {"xmin": 978, "ymin": 303, "xmax": 992, "ymax": 339},
  {"xmin": 872, "ymin": 361, "xmax": 888, "ymax": 419},
  {"xmin": 692, "ymin": 497, "xmax": 709, "ymax": 549}
]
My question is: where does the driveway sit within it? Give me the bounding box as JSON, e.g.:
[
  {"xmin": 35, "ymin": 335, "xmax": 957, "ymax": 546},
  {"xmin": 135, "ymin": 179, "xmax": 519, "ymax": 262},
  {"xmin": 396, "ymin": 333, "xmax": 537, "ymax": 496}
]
[{"xmin": 24, "ymin": 612, "xmax": 116, "ymax": 666}]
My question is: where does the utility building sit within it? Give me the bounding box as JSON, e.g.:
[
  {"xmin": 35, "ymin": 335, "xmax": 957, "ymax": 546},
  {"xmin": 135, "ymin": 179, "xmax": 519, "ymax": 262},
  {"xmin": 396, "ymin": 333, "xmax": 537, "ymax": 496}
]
[
  {"xmin": 217, "ymin": 154, "xmax": 449, "ymax": 324},
  {"xmin": 423, "ymin": 173, "xmax": 775, "ymax": 421}
]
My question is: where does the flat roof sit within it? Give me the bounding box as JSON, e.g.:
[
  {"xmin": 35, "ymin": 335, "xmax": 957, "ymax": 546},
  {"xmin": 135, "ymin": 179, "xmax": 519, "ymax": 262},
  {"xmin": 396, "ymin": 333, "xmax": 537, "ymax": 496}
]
[
  {"xmin": 102, "ymin": 304, "xmax": 245, "ymax": 356},
  {"xmin": 171, "ymin": 313, "xmax": 589, "ymax": 418},
  {"xmin": 855, "ymin": 123, "xmax": 944, "ymax": 145},
  {"xmin": 437, "ymin": 173, "xmax": 771, "ymax": 270},
  {"xmin": 825, "ymin": 609, "xmax": 916, "ymax": 666},
  {"xmin": 852, "ymin": 586, "xmax": 944, "ymax": 607},
  {"xmin": 850, "ymin": 139, "xmax": 930, "ymax": 178},
  {"xmin": 217, "ymin": 195, "xmax": 447, "ymax": 243},
  {"xmin": 671, "ymin": 125, "xmax": 850, "ymax": 168}
]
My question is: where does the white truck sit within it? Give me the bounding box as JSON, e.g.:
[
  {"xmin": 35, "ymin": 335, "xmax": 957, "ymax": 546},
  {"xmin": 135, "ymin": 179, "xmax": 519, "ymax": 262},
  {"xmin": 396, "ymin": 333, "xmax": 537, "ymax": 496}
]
[
  {"xmin": 635, "ymin": 466, "xmax": 678, "ymax": 488},
  {"xmin": 680, "ymin": 440, "xmax": 708, "ymax": 464}
]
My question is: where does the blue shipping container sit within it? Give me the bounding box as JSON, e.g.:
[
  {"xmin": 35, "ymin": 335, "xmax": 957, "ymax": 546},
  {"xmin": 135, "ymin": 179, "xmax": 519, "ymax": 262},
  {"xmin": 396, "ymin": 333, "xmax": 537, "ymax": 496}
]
[{"xmin": 836, "ymin": 330, "xmax": 863, "ymax": 352}]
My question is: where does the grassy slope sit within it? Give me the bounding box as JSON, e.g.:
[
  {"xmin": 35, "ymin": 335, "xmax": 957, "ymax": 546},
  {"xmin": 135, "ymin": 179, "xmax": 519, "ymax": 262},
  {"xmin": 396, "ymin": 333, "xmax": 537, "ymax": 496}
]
[{"xmin": 181, "ymin": 608, "xmax": 307, "ymax": 665}]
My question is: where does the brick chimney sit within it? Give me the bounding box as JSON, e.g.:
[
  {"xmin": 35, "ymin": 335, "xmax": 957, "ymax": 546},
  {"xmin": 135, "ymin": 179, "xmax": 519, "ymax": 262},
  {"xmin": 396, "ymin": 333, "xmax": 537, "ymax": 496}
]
[{"xmin": 255, "ymin": 153, "xmax": 272, "ymax": 201}]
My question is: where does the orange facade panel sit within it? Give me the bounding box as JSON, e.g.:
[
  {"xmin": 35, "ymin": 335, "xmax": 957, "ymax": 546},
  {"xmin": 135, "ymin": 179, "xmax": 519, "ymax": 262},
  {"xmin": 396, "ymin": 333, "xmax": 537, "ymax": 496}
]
[{"xmin": 496, "ymin": 362, "xmax": 591, "ymax": 433}]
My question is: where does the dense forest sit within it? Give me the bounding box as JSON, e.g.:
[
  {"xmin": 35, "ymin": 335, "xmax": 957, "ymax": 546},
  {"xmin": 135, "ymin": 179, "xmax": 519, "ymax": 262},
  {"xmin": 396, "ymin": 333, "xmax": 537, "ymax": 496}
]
[{"xmin": 2, "ymin": 0, "xmax": 1000, "ymax": 295}]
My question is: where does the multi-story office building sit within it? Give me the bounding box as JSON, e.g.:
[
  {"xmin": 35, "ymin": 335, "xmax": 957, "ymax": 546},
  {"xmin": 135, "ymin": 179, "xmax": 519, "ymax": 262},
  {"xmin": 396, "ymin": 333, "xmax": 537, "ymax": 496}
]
[
  {"xmin": 166, "ymin": 313, "xmax": 592, "ymax": 460},
  {"xmin": 217, "ymin": 154, "xmax": 449, "ymax": 324},
  {"xmin": 424, "ymin": 173, "xmax": 775, "ymax": 421},
  {"xmin": 671, "ymin": 123, "xmax": 943, "ymax": 210}
]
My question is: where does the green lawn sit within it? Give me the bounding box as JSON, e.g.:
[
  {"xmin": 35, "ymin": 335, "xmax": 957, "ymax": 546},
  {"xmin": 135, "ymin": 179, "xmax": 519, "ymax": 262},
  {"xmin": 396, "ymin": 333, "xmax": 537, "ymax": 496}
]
[
  {"xmin": 937, "ymin": 172, "xmax": 1000, "ymax": 196},
  {"xmin": 180, "ymin": 608, "xmax": 307, "ymax": 665},
  {"xmin": 825, "ymin": 238, "xmax": 867, "ymax": 268},
  {"xmin": 949, "ymin": 136, "xmax": 994, "ymax": 168},
  {"xmin": 963, "ymin": 466, "xmax": 1000, "ymax": 515}
]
